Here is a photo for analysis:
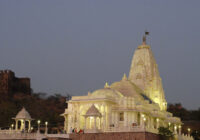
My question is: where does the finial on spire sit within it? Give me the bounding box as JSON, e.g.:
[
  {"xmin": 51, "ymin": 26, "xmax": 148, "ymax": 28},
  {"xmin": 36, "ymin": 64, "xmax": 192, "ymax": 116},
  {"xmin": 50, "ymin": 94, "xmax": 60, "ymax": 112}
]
[
  {"xmin": 104, "ymin": 82, "xmax": 109, "ymax": 88},
  {"xmin": 122, "ymin": 73, "xmax": 127, "ymax": 81},
  {"xmin": 142, "ymin": 31, "xmax": 149, "ymax": 45}
]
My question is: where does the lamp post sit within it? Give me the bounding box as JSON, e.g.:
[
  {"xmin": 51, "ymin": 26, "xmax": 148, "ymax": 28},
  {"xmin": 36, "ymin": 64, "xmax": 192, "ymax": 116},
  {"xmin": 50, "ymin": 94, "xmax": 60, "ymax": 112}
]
[
  {"xmin": 178, "ymin": 125, "xmax": 181, "ymax": 134},
  {"xmin": 45, "ymin": 121, "xmax": 48, "ymax": 134},
  {"xmin": 187, "ymin": 128, "xmax": 191, "ymax": 136},
  {"xmin": 174, "ymin": 125, "xmax": 177, "ymax": 134},
  {"xmin": 31, "ymin": 127, "xmax": 33, "ymax": 132},
  {"xmin": 11, "ymin": 124, "xmax": 14, "ymax": 130},
  {"xmin": 37, "ymin": 120, "xmax": 41, "ymax": 133},
  {"xmin": 168, "ymin": 122, "xmax": 171, "ymax": 127}
]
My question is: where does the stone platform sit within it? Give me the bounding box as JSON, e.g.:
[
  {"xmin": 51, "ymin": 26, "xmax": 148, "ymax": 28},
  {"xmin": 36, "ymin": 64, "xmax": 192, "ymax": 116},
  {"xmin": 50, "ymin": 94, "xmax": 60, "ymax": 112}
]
[{"xmin": 69, "ymin": 132, "xmax": 160, "ymax": 140}]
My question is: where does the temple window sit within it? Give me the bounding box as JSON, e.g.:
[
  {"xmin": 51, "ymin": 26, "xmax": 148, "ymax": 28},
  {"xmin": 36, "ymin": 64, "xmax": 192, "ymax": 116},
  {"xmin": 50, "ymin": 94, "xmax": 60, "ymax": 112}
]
[{"xmin": 119, "ymin": 112, "xmax": 124, "ymax": 121}]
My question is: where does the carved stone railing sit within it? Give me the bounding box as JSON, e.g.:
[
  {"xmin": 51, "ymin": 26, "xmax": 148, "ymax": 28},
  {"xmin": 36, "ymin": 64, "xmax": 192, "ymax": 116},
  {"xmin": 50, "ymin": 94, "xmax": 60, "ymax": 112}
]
[
  {"xmin": 0, "ymin": 132, "xmax": 37, "ymax": 139},
  {"xmin": 0, "ymin": 130, "xmax": 70, "ymax": 140},
  {"xmin": 176, "ymin": 134, "xmax": 194, "ymax": 140},
  {"xmin": 105, "ymin": 126, "xmax": 158, "ymax": 134}
]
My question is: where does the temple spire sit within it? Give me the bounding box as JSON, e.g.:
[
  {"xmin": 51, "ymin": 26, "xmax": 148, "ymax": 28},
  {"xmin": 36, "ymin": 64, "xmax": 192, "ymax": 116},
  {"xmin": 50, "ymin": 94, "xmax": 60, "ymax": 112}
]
[{"xmin": 129, "ymin": 32, "xmax": 167, "ymax": 110}]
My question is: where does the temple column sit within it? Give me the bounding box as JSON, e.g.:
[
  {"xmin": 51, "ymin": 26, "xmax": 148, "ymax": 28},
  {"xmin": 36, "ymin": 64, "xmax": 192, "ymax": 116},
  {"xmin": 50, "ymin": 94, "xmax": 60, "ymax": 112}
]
[
  {"xmin": 94, "ymin": 117, "xmax": 96, "ymax": 129},
  {"xmin": 15, "ymin": 120, "xmax": 18, "ymax": 130},
  {"xmin": 151, "ymin": 117, "xmax": 154, "ymax": 129},
  {"xmin": 128, "ymin": 112, "xmax": 131, "ymax": 127},
  {"xmin": 84, "ymin": 117, "xmax": 86, "ymax": 129},
  {"xmin": 108, "ymin": 106, "xmax": 111, "ymax": 128},
  {"xmin": 28, "ymin": 120, "xmax": 31, "ymax": 131},
  {"xmin": 133, "ymin": 112, "xmax": 137, "ymax": 125},
  {"xmin": 64, "ymin": 115, "xmax": 68, "ymax": 131},
  {"xmin": 23, "ymin": 120, "xmax": 25, "ymax": 130},
  {"xmin": 68, "ymin": 115, "xmax": 73, "ymax": 131},
  {"xmin": 156, "ymin": 118, "xmax": 159, "ymax": 129},
  {"xmin": 147, "ymin": 116, "xmax": 150, "ymax": 128},
  {"xmin": 103, "ymin": 104, "xmax": 106, "ymax": 130},
  {"xmin": 99, "ymin": 117, "xmax": 101, "ymax": 129},
  {"xmin": 178, "ymin": 125, "xmax": 181, "ymax": 134},
  {"xmin": 20, "ymin": 120, "xmax": 23, "ymax": 130},
  {"xmin": 140, "ymin": 114, "xmax": 143, "ymax": 127},
  {"xmin": 124, "ymin": 112, "xmax": 127, "ymax": 127},
  {"xmin": 77, "ymin": 112, "xmax": 80, "ymax": 130},
  {"xmin": 174, "ymin": 125, "xmax": 177, "ymax": 134},
  {"xmin": 133, "ymin": 112, "xmax": 136, "ymax": 123},
  {"xmin": 113, "ymin": 111, "xmax": 117, "ymax": 127}
]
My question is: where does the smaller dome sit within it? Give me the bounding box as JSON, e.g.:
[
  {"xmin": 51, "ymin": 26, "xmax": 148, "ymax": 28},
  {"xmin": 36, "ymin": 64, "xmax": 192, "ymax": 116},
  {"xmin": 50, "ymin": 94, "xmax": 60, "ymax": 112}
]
[
  {"xmin": 15, "ymin": 107, "xmax": 32, "ymax": 120},
  {"xmin": 110, "ymin": 80, "xmax": 143, "ymax": 99},
  {"xmin": 91, "ymin": 88, "xmax": 123, "ymax": 98},
  {"xmin": 85, "ymin": 104, "xmax": 102, "ymax": 117}
]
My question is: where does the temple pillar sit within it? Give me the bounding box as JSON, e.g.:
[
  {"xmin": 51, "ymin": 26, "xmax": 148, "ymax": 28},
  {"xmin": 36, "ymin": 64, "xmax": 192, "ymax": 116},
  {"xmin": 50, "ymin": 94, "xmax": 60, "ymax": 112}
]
[
  {"xmin": 128, "ymin": 112, "xmax": 131, "ymax": 127},
  {"xmin": 178, "ymin": 125, "xmax": 181, "ymax": 134},
  {"xmin": 147, "ymin": 116, "xmax": 151, "ymax": 128},
  {"xmin": 133, "ymin": 112, "xmax": 136, "ymax": 123},
  {"xmin": 124, "ymin": 112, "xmax": 127, "ymax": 127},
  {"xmin": 64, "ymin": 115, "xmax": 68, "ymax": 131},
  {"xmin": 94, "ymin": 117, "xmax": 96, "ymax": 129},
  {"xmin": 77, "ymin": 112, "xmax": 80, "ymax": 130},
  {"xmin": 151, "ymin": 117, "xmax": 154, "ymax": 129},
  {"xmin": 107, "ymin": 106, "xmax": 111, "ymax": 128},
  {"xmin": 15, "ymin": 120, "xmax": 18, "ymax": 130},
  {"xmin": 68, "ymin": 115, "xmax": 73, "ymax": 131},
  {"xmin": 23, "ymin": 120, "xmax": 25, "ymax": 130},
  {"xmin": 103, "ymin": 104, "xmax": 106, "ymax": 130},
  {"xmin": 28, "ymin": 120, "xmax": 31, "ymax": 131},
  {"xmin": 20, "ymin": 120, "xmax": 23, "ymax": 130},
  {"xmin": 156, "ymin": 118, "xmax": 159, "ymax": 129},
  {"xmin": 114, "ymin": 112, "xmax": 118, "ymax": 127},
  {"xmin": 84, "ymin": 117, "xmax": 86, "ymax": 129},
  {"xmin": 174, "ymin": 125, "xmax": 177, "ymax": 134},
  {"xmin": 140, "ymin": 114, "xmax": 143, "ymax": 127}
]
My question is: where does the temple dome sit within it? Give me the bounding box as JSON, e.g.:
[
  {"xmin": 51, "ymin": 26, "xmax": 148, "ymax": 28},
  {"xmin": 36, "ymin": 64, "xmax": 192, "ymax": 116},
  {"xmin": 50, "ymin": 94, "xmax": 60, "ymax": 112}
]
[
  {"xmin": 91, "ymin": 88, "xmax": 123, "ymax": 98},
  {"xmin": 110, "ymin": 80, "xmax": 143, "ymax": 99}
]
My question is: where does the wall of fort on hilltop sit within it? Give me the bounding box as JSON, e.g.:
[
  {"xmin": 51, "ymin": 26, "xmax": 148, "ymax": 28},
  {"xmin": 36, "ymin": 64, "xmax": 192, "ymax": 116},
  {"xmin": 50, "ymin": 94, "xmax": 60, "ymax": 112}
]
[{"xmin": 0, "ymin": 70, "xmax": 31, "ymax": 95}]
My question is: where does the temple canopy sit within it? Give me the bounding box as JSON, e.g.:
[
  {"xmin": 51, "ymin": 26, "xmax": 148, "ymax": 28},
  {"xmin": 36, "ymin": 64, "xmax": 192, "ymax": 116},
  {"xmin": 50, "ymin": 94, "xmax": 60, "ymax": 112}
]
[{"xmin": 12, "ymin": 107, "xmax": 33, "ymax": 132}]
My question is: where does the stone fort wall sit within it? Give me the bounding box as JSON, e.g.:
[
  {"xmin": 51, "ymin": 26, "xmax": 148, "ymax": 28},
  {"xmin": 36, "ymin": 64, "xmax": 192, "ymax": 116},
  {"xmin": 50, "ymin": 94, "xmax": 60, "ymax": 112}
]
[{"xmin": 0, "ymin": 70, "xmax": 31, "ymax": 95}]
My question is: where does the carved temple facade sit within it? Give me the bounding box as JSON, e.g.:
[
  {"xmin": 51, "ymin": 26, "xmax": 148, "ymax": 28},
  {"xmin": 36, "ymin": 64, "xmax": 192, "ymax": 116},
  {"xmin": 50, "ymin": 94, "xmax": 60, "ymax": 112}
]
[{"xmin": 62, "ymin": 36, "xmax": 182, "ymax": 134}]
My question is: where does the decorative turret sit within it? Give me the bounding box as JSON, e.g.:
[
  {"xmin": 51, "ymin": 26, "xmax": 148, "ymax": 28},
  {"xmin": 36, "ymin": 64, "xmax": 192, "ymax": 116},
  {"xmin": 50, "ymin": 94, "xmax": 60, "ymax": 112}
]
[
  {"xmin": 122, "ymin": 73, "xmax": 127, "ymax": 81},
  {"xmin": 128, "ymin": 32, "xmax": 167, "ymax": 110},
  {"xmin": 104, "ymin": 82, "xmax": 110, "ymax": 88}
]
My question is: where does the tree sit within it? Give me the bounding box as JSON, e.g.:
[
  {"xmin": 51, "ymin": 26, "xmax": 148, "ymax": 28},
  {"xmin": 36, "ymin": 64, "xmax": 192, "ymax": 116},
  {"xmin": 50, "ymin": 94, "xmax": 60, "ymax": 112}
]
[{"xmin": 158, "ymin": 127, "xmax": 174, "ymax": 140}]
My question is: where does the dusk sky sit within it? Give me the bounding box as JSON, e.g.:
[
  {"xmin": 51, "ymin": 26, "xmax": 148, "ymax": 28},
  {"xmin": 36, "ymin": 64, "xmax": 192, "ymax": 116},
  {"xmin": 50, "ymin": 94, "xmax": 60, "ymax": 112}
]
[{"xmin": 0, "ymin": 0, "xmax": 200, "ymax": 110}]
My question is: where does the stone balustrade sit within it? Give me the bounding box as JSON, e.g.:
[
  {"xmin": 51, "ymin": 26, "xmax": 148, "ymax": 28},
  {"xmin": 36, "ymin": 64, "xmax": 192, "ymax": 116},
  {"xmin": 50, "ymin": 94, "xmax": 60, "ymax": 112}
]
[
  {"xmin": 106, "ymin": 125, "xmax": 158, "ymax": 134},
  {"xmin": 0, "ymin": 130, "xmax": 69, "ymax": 140},
  {"xmin": 0, "ymin": 132, "xmax": 37, "ymax": 139},
  {"xmin": 177, "ymin": 134, "xmax": 194, "ymax": 140}
]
